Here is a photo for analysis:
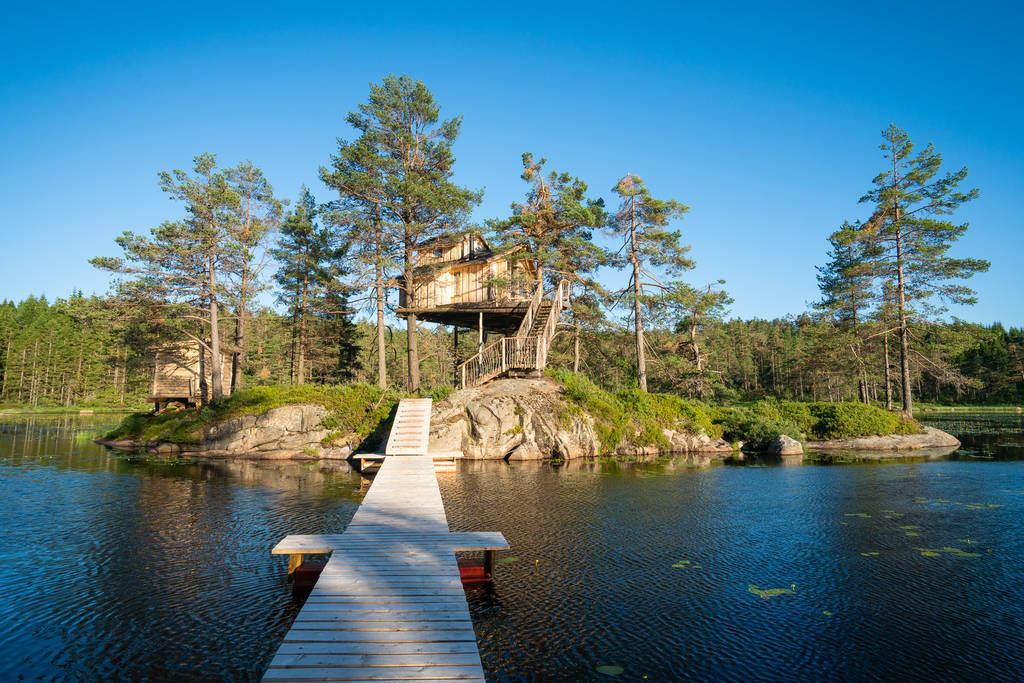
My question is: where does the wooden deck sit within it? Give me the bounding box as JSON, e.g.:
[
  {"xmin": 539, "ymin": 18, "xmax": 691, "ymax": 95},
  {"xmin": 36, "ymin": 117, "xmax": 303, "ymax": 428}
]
[{"xmin": 263, "ymin": 399, "xmax": 507, "ymax": 682}]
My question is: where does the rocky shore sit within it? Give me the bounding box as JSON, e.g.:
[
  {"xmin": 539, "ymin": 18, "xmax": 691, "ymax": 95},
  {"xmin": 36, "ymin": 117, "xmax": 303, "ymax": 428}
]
[{"xmin": 96, "ymin": 378, "xmax": 961, "ymax": 463}]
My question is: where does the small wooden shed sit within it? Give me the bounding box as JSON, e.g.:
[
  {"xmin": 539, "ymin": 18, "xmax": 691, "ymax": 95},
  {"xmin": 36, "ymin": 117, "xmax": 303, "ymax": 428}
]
[{"xmin": 149, "ymin": 342, "xmax": 234, "ymax": 409}]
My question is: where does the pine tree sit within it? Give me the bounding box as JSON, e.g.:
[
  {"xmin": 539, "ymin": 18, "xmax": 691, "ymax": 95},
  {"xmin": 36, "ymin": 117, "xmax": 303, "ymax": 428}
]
[
  {"xmin": 815, "ymin": 220, "xmax": 878, "ymax": 403},
  {"xmin": 321, "ymin": 132, "xmax": 398, "ymax": 389},
  {"xmin": 489, "ymin": 153, "xmax": 605, "ymax": 287},
  {"xmin": 608, "ymin": 174, "xmax": 692, "ymax": 392},
  {"xmin": 273, "ymin": 187, "xmax": 348, "ymax": 384},
  {"xmin": 324, "ymin": 75, "xmax": 480, "ymax": 392},
  {"xmin": 858, "ymin": 125, "xmax": 989, "ymax": 414},
  {"xmin": 92, "ymin": 153, "xmax": 242, "ymax": 401},
  {"xmin": 227, "ymin": 160, "xmax": 281, "ymax": 391}
]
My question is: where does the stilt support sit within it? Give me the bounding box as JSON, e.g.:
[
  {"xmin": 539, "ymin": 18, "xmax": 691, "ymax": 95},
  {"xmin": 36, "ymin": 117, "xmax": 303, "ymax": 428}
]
[{"xmin": 484, "ymin": 549, "xmax": 495, "ymax": 577}]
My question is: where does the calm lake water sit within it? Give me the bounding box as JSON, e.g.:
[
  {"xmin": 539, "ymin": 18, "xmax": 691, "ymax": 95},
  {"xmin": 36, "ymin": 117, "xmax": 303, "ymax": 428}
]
[{"xmin": 0, "ymin": 411, "xmax": 1022, "ymax": 681}]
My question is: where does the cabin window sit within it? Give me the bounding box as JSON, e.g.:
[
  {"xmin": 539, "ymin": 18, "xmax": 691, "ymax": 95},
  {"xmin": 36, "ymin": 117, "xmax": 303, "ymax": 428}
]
[{"xmin": 433, "ymin": 249, "xmax": 443, "ymax": 260}]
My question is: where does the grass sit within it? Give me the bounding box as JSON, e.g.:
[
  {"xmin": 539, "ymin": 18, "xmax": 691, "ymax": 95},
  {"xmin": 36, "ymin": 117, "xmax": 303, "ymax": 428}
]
[{"xmin": 104, "ymin": 384, "xmax": 409, "ymax": 448}]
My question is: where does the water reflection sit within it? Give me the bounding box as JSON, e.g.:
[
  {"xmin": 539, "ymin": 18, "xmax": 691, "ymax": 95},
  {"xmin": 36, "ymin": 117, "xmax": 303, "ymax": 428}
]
[
  {"xmin": 0, "ymin": 414, "xmax": 364, "ymax": 682},
  {"xmin": 0, "ymin": 413, "xmax": 1022, "ymax": 680}
]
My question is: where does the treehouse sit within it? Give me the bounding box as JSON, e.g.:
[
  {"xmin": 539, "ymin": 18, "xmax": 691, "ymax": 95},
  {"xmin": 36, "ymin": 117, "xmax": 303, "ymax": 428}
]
[
  {"xmin": 396, "ymin": 232, "xmax": 569, "ymax": 389},
  {"xmin": 149, "ymin": 342, "xmax": 235, "ymax": 410}
]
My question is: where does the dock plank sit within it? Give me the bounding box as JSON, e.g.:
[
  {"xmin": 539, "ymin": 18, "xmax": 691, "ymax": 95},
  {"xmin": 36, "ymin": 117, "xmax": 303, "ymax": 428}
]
[{"xmin": 262, "ymin": 399, "xmax": 512, "ymax": 682}]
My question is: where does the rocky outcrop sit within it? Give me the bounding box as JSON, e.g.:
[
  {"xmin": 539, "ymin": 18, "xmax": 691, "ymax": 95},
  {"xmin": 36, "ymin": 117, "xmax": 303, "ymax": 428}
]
[
  {"xmin": 97, "ymin": 404, "xmax": 354, "ymax": 460},
  {"xmin": 766, "ymin": 435, "xmax": 803, "ymax": 456},
  {"xmin": 805, "ymin": 425, "xmax": 960, "ymax": 451},
  {"xmin": 428, "ymin": 377, "xmax": 732, "ymax": 460}
]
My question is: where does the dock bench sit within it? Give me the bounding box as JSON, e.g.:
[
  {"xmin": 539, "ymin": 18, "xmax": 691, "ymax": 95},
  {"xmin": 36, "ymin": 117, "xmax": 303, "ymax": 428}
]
[{"xmin": 273, "ymin": 531, "xmax": 510, "ymax": 576}]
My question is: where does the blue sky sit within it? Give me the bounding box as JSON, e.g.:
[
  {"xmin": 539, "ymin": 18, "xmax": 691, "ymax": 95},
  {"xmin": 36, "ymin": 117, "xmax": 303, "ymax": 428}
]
[{"xmin": 1, "ymin": 1, "xmax": 1021, "ymax": 325}]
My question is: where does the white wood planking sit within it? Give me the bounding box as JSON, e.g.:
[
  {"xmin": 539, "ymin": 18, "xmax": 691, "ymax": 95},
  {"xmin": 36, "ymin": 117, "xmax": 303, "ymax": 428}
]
[
  {"xmin": 264, "ymin": 399, "xmax": 505, "ymax": 682},
  {"xmin": 383, "ymin": 398, "xmax": 433, "ymax": 455}
]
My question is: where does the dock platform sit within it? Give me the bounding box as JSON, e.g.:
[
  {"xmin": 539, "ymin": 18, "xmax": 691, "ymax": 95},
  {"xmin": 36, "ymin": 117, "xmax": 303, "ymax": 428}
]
[{"xmin": 263, "ymin": 399, "xmax": 506, "ymax": 682}]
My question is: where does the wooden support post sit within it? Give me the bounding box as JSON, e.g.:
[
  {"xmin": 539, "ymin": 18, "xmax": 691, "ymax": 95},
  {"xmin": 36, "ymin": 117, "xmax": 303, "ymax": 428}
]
[
  {"xmin": 287, "ymin": 553, "xmax": 304, "ymax": 576},
  {"xmin": 478, "ymin": 312, "xmax": 484, "ymax": 353},
  {"xmin": 484, "ymin": 550, "xmax": 495, "ymax": 578}
]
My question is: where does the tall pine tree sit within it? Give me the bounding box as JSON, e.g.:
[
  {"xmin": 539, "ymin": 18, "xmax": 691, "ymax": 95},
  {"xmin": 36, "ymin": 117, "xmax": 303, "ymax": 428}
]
[
  {"xmin": 858, "ymin": 125, "xmax": 989, "ymax": 414},
  {"xmin": 608, "ymin": 174, "xmax": 692, "ymax": 392}
]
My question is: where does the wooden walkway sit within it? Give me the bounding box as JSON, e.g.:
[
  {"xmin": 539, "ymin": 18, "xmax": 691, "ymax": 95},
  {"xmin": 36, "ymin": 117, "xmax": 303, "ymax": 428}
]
[{"xmin": 264, "ymin": 399, "xmax": 505, "ymax": 682}]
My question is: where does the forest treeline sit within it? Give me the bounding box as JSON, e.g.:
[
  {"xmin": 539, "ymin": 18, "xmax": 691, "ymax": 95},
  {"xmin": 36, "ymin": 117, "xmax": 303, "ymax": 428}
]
[
  {"xmin": 2, "ymin": 75, "xmax": 1016, "ymax": 410},
  {"xmin": 2, "ymin": 293, "xmax": 1021, "ymax": 408}
]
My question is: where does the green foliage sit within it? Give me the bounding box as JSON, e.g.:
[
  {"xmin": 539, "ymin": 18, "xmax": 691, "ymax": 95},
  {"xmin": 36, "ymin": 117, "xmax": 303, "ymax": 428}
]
[
  {"xmin": 105, "ymin": 383, "xmax": 405, "ymax": 448},
  {"xmin": 709, "ymin": 399, "xmax": 922, "ymax": 445},
  {"xmin": 551, "ymin": 370, "xmax": 721, "ymax": 453},
  {"xmin": 711, "ymin": 406, "xmax": 803, "ymax": 446}
]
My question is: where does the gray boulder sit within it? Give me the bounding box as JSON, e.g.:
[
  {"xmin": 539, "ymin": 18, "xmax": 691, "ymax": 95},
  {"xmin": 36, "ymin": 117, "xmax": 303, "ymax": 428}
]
[{"xmin": 767, "ymin": 434, "xmax": 804, "ymax": 456}]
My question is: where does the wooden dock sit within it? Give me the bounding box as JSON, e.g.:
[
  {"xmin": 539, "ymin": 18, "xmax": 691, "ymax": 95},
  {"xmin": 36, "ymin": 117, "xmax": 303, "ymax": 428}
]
[{"xmin": 263, "ymin": 399, "xmax": 506, "ymax": 682}]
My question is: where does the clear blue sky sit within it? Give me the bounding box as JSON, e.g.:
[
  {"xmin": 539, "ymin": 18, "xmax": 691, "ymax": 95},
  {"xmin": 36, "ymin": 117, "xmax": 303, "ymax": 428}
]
[{"xmin": 2, "ymin": 1, "xmax": 1021, "ymax": 325}]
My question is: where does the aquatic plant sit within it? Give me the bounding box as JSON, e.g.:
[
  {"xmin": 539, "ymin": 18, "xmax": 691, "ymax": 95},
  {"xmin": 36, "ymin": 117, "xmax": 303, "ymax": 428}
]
[
  {"xmin": 748, "ymin": 584, "xmax": 795, "ymax": 599},
  {"xmin": 596, "ymin": 665, "xmax": 624, "ymax": 676}
]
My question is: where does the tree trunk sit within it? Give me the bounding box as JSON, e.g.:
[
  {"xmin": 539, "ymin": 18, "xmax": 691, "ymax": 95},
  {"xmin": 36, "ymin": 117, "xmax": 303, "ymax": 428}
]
[
  {"xmin": 208, "ymin": 257, "xmax": 224, "ymax": 402},
  {"xmin": 573, "ymin": 325, "xmax": 580, "ymax": 373},
  {"xmin": 895, "ymin": 236, "xmax": 913, "ymax": 415},
  {"xmin": 232, "ymin": 304, "xmax": 247, "ymax": 392},
  {"xmin": 628, "ymin": 193, "xmax": 647, "ymax": 392},
  {"xmin": 297, "ymin": 267, "xmax": 309, "ymax": 385},
  {"xmin": 404, "ymin": 245, "xmax": 420, "ymax": 391},
  {"xmin": 375, "ymin": 260, "xmax": 387, "ymax": 389},
  {"xmin": 883, "ymin": 333, "xmax": 894, "ymax": 411}
]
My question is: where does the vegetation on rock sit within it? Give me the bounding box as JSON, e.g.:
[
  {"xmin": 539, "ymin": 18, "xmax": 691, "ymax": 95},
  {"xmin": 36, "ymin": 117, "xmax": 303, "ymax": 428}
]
[{"xmin": 105, "ymin": 384, "xmax": 406, "ymax": 447}]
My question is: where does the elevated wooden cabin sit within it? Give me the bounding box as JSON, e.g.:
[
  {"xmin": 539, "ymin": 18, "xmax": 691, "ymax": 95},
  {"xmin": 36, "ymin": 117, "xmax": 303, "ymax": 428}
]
[
  {"xmin": 149, "ymin": 342, "xmax": 234, "ymax": 409},
  {"xmin": 396, "ymin": 232, "xmax": 569, "ymax": 388},
  {"xmin": 397, "ymin": 232, "xmax": 539, "ymax": 334}
]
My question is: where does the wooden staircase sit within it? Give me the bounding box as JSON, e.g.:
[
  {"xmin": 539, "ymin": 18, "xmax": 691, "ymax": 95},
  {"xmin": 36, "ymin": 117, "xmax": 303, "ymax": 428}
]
[
  {"xmin": 384, "ymin": 398, "xmax": 433, "ymax": 455},
  {"xmin": 457, "ymin": 280, "xmax": 567, "ymax": 389}
]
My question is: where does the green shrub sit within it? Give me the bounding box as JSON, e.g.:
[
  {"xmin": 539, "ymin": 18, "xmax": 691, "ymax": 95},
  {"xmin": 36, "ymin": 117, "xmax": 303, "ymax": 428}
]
[
  {"xmin": 711, "ymin": 405, "xmax": 802, "ymax": 447},
  {"xmin": 806, "ymin": 402, "xmax": 897, "ymax": 440},
  {"xmin": 549, "ymin": 370, "xmax": 721, "ymax": 453},
  {"xmin": 708, "ymin": 399, "xmax": 920, "ymax": 447}
]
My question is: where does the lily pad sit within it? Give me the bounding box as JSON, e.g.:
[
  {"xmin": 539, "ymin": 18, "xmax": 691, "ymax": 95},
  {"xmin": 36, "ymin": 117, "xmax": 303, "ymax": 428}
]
[
  {"xmin": 822, "ymin": 610, "xmax": 834, "ymax": 617},
  {"xmin": 671, "ymin": 559, "xmax": 700, "ymax": 569},
  {"xmin": 860, "ymin": 551, "xmax": 880, "ymax": 557},
  {"xmin": 899, "ymin": 526, "xmax": 920, "ymax": 530},
  {"xmin": 497, "ymin": 557, "xmax": 519, "ymax": 565},
  {"xmin": 905, "ymin": 532, "xmax": 919, "ymax": 537},
  {"xmin": 845, "ymin": 513, "xmax": 871, "ymax": 518},
  {"xmin": 914, "ymin": 546, "xmax": 981, "ymax": 558},
  {"xmin": 748, "ymin": 584, "xmax": 795, "ymax": 599},
  {"xmin": 596, "ymin": 665, "xmax": 624, "ymax": 676}
]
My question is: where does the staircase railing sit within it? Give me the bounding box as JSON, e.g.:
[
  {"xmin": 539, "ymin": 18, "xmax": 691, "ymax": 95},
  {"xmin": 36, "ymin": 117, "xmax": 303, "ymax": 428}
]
[
  {"xmin": 458, "ymin": 278, "xmax": 569, "ymax": 389},
  {"xmin": 459, "ymin": 336, "xmax": 542, "ymax": 389},
  {"xmin": 515, "ymin": 281, "xmax": 544, "ymax": 339},
  {"xmin": 537, "ymin": 279, "xmax": 566, "ymax": 370}
]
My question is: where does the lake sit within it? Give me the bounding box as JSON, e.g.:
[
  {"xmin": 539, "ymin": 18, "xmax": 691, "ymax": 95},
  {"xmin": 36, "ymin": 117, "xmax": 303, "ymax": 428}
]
[{"xmin": 0, "ymin": 411, "xmax": 1022, "ymax": 680}]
